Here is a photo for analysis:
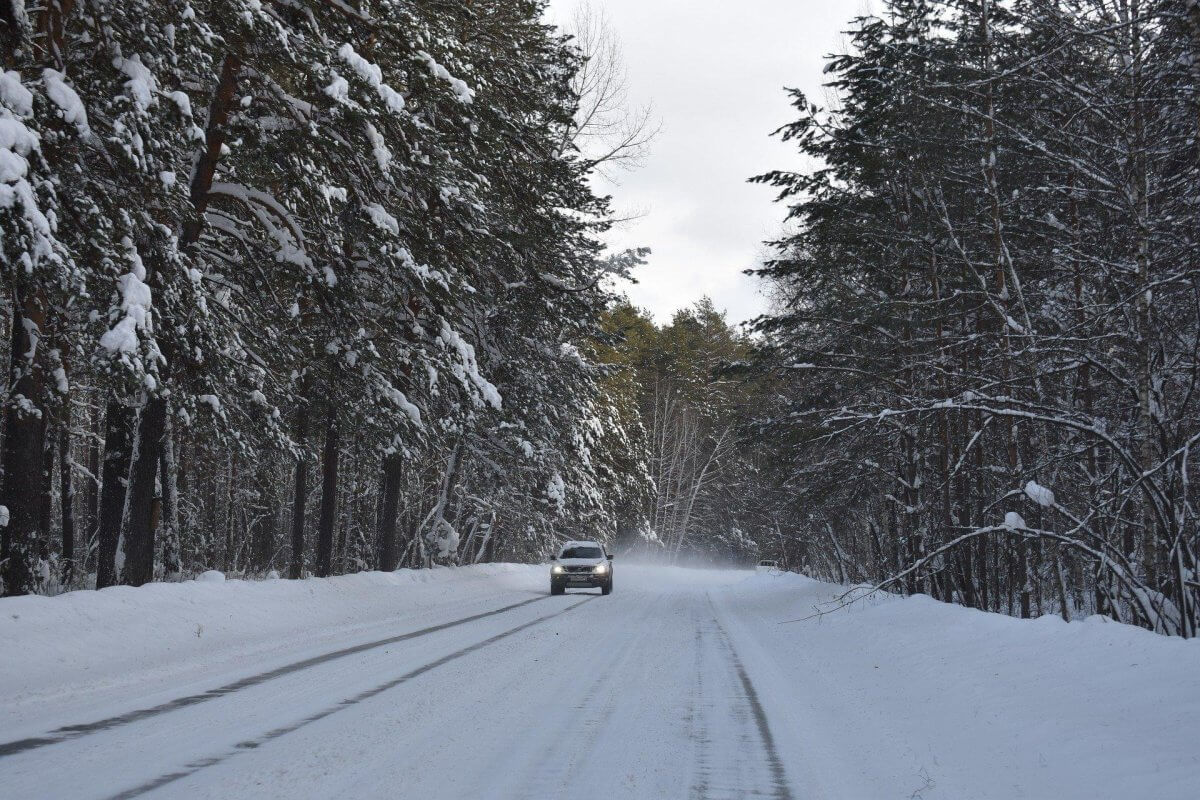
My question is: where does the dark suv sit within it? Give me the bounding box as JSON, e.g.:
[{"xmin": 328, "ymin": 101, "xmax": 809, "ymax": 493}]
[{"xmin": 550, "ymin": 541, "xmax": 613, "ymax": 595}]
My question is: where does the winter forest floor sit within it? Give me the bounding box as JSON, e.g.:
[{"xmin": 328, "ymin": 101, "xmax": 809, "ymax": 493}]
[{"xmin": 1, "ymin": 564, "xmax": 1197, "ymax": 799}]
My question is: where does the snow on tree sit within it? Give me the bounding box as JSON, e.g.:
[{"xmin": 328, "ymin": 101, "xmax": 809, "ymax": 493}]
[
  {"xmin": 0, "ymin": 0, "xmax": 654, "ymax": 592},
  {"xmin": 749, "ymin": 0, "xmax": 1200, "ymax": 637}
]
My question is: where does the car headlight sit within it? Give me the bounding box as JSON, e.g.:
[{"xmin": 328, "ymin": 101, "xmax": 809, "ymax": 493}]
[
  {"xmin": 551, "ymin": 565, "xmax": 564, "ymax": 574},
  {"xmin": 593, "ymin": 563, "xmax": 608, "ymax": 574}
]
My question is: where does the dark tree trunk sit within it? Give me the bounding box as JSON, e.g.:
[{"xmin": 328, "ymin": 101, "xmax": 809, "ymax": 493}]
[
  {"xmin": 59, "ymin": 401, "xmax": 75, "ymax": 585},
  {"xmin": 39, "ymin": 415, "xmax": 54, "ymax": 565},
  {"xmin": 96, "ymin": 401, "xmax": 135, "ymax": 589},
  {"xmin": 336, "ymin": 514, "xmax": 348, "ymax": 574},
  {"xmin": 183, "ymin": 53, "xmax": 241, "ymax": 245},
  {"xmin": 1, "ymin": 292, "xmax": 46, "ymax": 596},
  {"xmin": 377, "ymin": 453, "xmax": 403, "ymax": 572},
  {"xmin": 1020, "ymin": 539, "xmax": 1034, "ymax": 619},
  {"xmin": 315, "ymin": 407, "xmax": 339, "ymax": 578},
  {"xmin": 159, "ymin": 412, "xmax": 181, "ymax": 579},
  {"xmin": 976, "ymin": 533, "xmax": 989, "ymax": 612},
  {"xmin": 0, "ymin": 2, "xmax": 23, "ymax": 68},
  {"xmin": 205, "ymin": 456, "xmax": 219, "ymax": 569},
  {"xmin": 288, "ymin": 403, "xmax": 309, "ymax": 579},
  {"xmin": 250, "ymin": 499, "xmax": 276, "ymax": 573},
  {"xmin": 223, "ymin": 452, "xmax": 236, "ymax": 572},
  {"xmin": 85, "ymin": 405, "xmax": 100, "ymax": 571},
  {"xmin": 373, "ymin": 467, "xmax": 386, "ymax": 565},
  {"xmin": 124, "ymin": 397, "xmax": 167, "ymax": 586},
  {"xmin": 31, "ymin": 0, "xmax": 74, "ymax": 70},
  {"xmin": 483, "ymin": 522, "xmax": 499, "ymax": 564},
  {"xmin": 867, "ymin": 520, "xmax": 883, "ymax": 583}
]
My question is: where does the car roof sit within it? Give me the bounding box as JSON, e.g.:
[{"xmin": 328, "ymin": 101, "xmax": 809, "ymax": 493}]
[{"xmin": 560, "ymin": 540, "xmax": 603, "ymax": 550}]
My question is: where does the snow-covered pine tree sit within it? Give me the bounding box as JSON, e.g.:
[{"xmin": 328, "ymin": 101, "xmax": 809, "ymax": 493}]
[
  {"xmin": 0, "ymin": 0, "xmax": 653, "ymax": 591},
  {"xmin": 751, "ymin": 0, "xmax": 1200, "ymax": 636}
]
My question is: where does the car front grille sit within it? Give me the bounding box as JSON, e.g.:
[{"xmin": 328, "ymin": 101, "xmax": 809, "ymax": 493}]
[{"xmin": 564, "ymin": 565, "xmax": 594, "ymax": 574}]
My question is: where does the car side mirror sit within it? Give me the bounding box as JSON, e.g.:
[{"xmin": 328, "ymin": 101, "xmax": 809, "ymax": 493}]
[{"xmin": 607, "ymin": 554, "xmax": 613, "ymax": 561}]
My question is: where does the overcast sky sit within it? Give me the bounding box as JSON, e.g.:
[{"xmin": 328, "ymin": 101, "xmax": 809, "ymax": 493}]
[{"xmin": 545, "ymin": 1, "xmax": 876, "ymax": 325}]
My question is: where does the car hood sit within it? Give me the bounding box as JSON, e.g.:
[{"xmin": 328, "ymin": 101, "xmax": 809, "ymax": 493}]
[{"xmin": 556, "ymin": 558, "xmax": 605, "ymax": 567}]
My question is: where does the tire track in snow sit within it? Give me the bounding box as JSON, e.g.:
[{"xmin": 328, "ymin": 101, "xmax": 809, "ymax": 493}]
[
  {"xmin": 101, "ymin": 596, "xmax": 596, "ymax": 800},
  {"xmin": 515, "ymin": 589, "xmax": 677, "ymax": 798},
  {"xmin": 701, "ymin": 593, "xmax": 794, "ymax": 800},
  {"xmin": 688, "ymin": 606, "xmax": 716, "ymax": 800},
  {"xmin": 0, "ymin": 594, "xmax": 549, "ymax": 758}
]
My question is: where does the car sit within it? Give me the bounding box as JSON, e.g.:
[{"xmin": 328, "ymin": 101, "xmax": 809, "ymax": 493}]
[
  {"xmin": 550, "ymin": 540, "xmax": 613, "ymax": 596},
  {"xmin": 755, "ymin": 559, "xmax": 780, "ymax": 573}
]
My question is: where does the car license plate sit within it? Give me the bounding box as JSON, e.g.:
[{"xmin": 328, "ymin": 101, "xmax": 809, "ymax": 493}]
[{"xmin": 569, "ymin": 575, "xmax": 589, "ymax": 582}]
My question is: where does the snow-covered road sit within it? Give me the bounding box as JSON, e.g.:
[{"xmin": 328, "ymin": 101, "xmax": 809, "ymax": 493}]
[{"xmin": 2, "ymin": 564, "xmax": 1198, "ymax": 799}]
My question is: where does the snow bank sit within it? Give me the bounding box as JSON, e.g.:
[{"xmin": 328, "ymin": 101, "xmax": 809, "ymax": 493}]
[
  {"xmin": 0, "ymin": 564, "xmax": 543, "ymax": 720},
  {"xmin": 721, "ymin": 571, "xmax": 1200, "ymax": 800}
]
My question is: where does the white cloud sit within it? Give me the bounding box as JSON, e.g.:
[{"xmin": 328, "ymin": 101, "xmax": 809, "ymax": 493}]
[{"xmin": 548, "ymin": 0, "xmax": 871, "ymax": 324}]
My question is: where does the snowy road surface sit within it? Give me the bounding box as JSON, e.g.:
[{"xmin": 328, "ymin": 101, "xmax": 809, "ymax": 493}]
[{"xmin": 2, "ymin": 564, "xmax": 1198, "ymax": 799}]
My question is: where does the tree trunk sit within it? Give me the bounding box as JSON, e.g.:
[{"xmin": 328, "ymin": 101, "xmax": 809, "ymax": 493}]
[
  {"xmin": 124, "ymin": 396, "xmax": 167, "ymax": 586},
  {"xmin": 31, "ymin": 0, "xmax": 74, "ymax": 70},
  {"xmin": 85, "ymin": 405, "xmax": 100, "ymax": 572},
  {"xmin": 824, "ymin": 521, "xmax": 848, "ymax": 585},
  {"xmin": 286, "ymin": 407, "xmax": 307, "ymax": 575},
  {"xmin": 1055, "ymin": 549, "xmax": 1071, "ymax": 622},
  {"xmin": 39, "ymin": 415, "xmax": 54, "ymax": 566},
  {"xmin": 377, "ymin": 453, "xmax": 402, "ymax": 572},
  {"xmin": 59, "ymin": 400, "xmax": 74, "ymax": 585},
  {"xmin": 95, "ymin": 401, "xmax": 134, "ymax": 589},
  {"xmin": 159, "ymin": 411, "xmax": 181, "ymax": 579},
  {"xmin": 315, "ymin": 407, "xmax": 339, "ymax": 578},
  {"xmin": 0, "ymin": 290, "xmax": 46, "ymax": 596},
  {"xmin": 1127, "ymin": 0, "xmax": 1161, "ymax": 591},
  {"xmin": 204, "ymin": 453, "xmax": 220, "ymax": 569},
  {"xmin": 288, "ymin": 402, "xmax": 309, "ymax": 579},
  {"xmin": 182, "ymin": 53, "xmax": 241, "ymax": 245},
  {"xmin": 336, "ymin": 513, "xmax": 348, "ymax": 574},
  {"xmin": 426, "ymin": 441, "xmax": 462, "ymax": 566},
  {"xmin": 224, "ymin": 452, "xmax": 236, "ymax": 572},
  {"xmin": 1018, "ymin": 538, "xmax": 1032, "ymax": 619}
]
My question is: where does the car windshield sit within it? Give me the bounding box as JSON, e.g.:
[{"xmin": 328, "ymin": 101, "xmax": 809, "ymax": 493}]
[{"xmin": 560, "ymin": 546, "xmax": 603, "ymax": 559}]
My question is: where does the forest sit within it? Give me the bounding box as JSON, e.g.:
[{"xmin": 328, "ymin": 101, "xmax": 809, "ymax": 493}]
[
  {"xmin": 2, "ymin": 0, "xmax": 1199, "ymax": 641},
  {"xmin": 751, "ymin": 0, "xmax": 1200, "ymax": 638},
  {"xmin": 0, "ymin": 0, "xmax": 652, "ymax": 595}
]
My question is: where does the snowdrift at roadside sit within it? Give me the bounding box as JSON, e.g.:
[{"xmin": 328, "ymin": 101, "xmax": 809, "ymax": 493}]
[
  {"xmin": 722, "ymin": 569, "xmax": 1200, "ymax": 799},
  {"xmin": 0, "ymin": 564, "xmax": 545, "ymax": 716}
]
